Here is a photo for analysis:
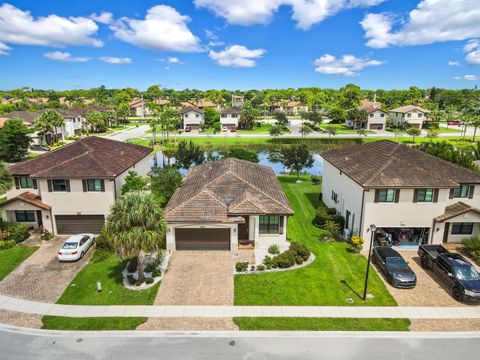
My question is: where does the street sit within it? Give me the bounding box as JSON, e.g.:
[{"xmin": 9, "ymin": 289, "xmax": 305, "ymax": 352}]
[{"xmin": 1, "ymin": 325, "xmax": 479, "ymax": 360}]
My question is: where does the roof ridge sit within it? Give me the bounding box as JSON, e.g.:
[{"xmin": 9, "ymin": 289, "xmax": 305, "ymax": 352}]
[
  {"xmin": 164, "ymin": 188, "xmax": 227, "ymax": 216},
  {"xmin": 362, "ymin": 142, "xmax": 399, "ymax": 185},
  {"xmin": 31, "ymin": 151, "xmax": 91, "ymax": 177}
]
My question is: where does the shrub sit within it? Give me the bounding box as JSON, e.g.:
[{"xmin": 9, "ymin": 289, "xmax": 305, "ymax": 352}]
[
  {"xmin": 314, "ymin": 205, "xmax": 345, "ymax": 232},
  {"xmin": 144, "ymin": 263, "xmax": 157, "ymax": 273},
  {"xmin": 462, "ymin": 237, "xmax": 480, "ymax": 253},
  {"xmin": 295, "ymin": 255, "xmax": 304, "ymax": 265},
  {"xmin": 91, "ymin": 248, "xmax": 111, "ymax": 263},
  {"xmin": 152, "ymin": 268, "xmax": 161, "ymax": 277},
  {"xmin": 145, "ymin": 277, "xmax": 154, "ymax": 284},
  {"xmin": 273, "ymin": 250, "xmax": 297, "ymax": 268},
  {"xmin": 331, "ymin": 215, "xmax": 345, "ymax": 230},
  {"xmin": 235, "ymin": 261, "xmax": 249, "ymax": 272},
  {"xmin": 256, "ymin": 264, "xmax": 265, "ymax": 271},
  {"xmin": 127, "ymin": 274, "xmax": 136, "ymax": 285},
  {"xmin": 351, "ymin": 236, "xmax": 364, "ymax": 252},
  {"xmin": 323, "ymin": 220, "xmax": 340, "ymax": 239},
  {"xmin": 0, "ymin": 239, "xmax": 16, "ymax": 250},
  {"xmin": 326, "ymin": 207, "xmax": 337, "ymax": 215},
  {"xmin": 1, "ymin": 231, "xmax": 11, "ymax": 241},
  {"xmin": 314, "ymin": 207, "xmax": 330, "ymax": 228},
  {"xmin": 95, "ymin": 233, "xmax": 112, "ymax": 251},
  {"xmin": 289, "ymin": 243, "xmax": 310, "ymax": 261},
  {"xmin": 263, "ymin": 256, "xmax": 274, "ymax": 269},
  {"xmin": 250, "ymin": 265, "xmax": 256, "ymax": 271},
  {"xmin": 5, "ymin": 223, "xmax": 30, "ymax": 243},
  {"xmin": 268, "ymin": 244, "xmax": 280, "ymax": 255},
  {"xmin": 127, "ymin": 257, "xmax": 138, "ymax": 273}
]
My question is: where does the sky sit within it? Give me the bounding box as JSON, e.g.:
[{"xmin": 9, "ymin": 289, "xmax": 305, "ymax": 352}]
[{"xmin": 0, "ymin": 0, "xmax": 480, "ymax": 91}]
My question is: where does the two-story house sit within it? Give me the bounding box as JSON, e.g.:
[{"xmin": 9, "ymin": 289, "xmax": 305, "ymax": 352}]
[
  {"xmin": 1, "ymin": 137, "xmax": 152, "ymax": 235},
  {"xmin": 389, "ymin": 105, "xmax": 429, "ymax": 128},
  {"xmin": 220, "ymin": 107, "xmax": 241, "ymax": 130},
  {"xmin": 321, "ymin": 140, "xmax": 480, "ymax": 248},
  {"xmin": 346, "ymin": 100, "xmax": 388, "ymax": 130},
  {"xmin": 179, "ymin": 106, "xmax": 204, "ymax": 131}
]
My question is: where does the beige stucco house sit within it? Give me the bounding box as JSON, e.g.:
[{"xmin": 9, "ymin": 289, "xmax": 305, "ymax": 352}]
[
  {"xmin": 346, "ymin": 100, "xmax": 388, "ymax": 130},
  {"xmin": 321, "ymin": 141, "xmax": 480, "ymax": 248},
  {"xmin": 389, "ymin": 105, "xmax": 429, "ymax": 128},
  {"xmin": 180, "ymin": 106, "xmax": 204, "ymax": 130},
  {"xmin": 1, "ymin": 137, "xmax": 152, "ymax": 235},
  {"xmin": 220, "ymin": 107, "xmax": 241, "ymax": 130},
  {"xmin": 164, "ymin": 158, "xmax": 294, "ymax": 262}
]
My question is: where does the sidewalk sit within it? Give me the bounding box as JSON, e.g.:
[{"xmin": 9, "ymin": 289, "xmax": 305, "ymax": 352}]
[{"xmin": 1, "ymin": 294, "xmax": 479, "ymax": 319}]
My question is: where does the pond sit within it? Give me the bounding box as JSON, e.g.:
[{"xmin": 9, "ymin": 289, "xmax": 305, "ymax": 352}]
[{"xmin": 150, "ymin": 150, "xmax": 324, "ymax": 176}]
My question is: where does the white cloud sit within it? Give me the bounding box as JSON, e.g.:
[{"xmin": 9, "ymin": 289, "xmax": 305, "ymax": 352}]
[
  {"xmin": 90, "ymin": 12, "xmax": 113, "ymax": 24},
  {"xmin": 195, "ymin": 0, "xmax": 385, "ymax": 30},
  {"xmin": 454, "ymin": 75, "xmax": 479, "ymax": 81},
  {"xmin": 110, "ymin": 5, "xmax": 201, "ymax": 52},
  {"xmin": 0, "ymin": 3, "xmax": 102, "ymax": 54},
  {"xmin": 156, "ymin": 57, "xmax": 183, "ymax": 64},
  {"xmin": 44, "ymin": 51, "xmax": 90, "ymax": 62},
  {"xmin": 314, "ymin": 54, "xmax": 383, "ymax": 76},
  {"xmin": 99, "ymin": 56, "xmax": 132, "ymax": 64},
  {"xmin": 464, "ymin": 39, "xmax": 479, "ymax": 53},
  {"xmin": 463, "ymin": 39, "xmax": 480, "ymax": 66},
  {"xmin": 448, "ymin": 61, "xmax": 460, "ymax": 66},
  {"xmin": 209, "ymin": 45, "xmax": 266, "ymax": 67},
  {"xmin": 0, "ymin": 41, "xmax": 10, "ymax": 55},
  {"xmin": 361, "ymin": 0, "xmax": 480, "ymax": 48}
]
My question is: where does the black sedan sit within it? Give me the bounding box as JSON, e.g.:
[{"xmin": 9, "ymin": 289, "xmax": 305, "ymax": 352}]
[
  {"xmin": 373, "ymin": 246, "xmax": 417, "ymax": 288},
  {"xmin": 30, "ymin": 144, "xmax": 50, "ymax": 151}
]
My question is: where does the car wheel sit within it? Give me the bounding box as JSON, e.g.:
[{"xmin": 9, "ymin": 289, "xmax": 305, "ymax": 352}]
[
  {"xmin": 420, "ymin": 257, "xmax": 430, "ymax": 269},
  {"xmin": 80, "ymin": 251, "xmax": 84, "ymax": 259},
  {"xmin": 452, "ymin": 287, "xmax": 463, "ymax": 302},
  {"xmin": 387, "ymin": 274, "xmax": 394, "ymax": 285}
]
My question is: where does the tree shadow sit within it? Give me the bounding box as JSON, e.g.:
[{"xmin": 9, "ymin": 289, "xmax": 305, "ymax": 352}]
[
  {"xmin": 305, "ymin": 192, "xmax": 321, "ymax": 209},
  {"xmin": 340, "ymin": 279, "xmax": 363, "ymax": 301}
]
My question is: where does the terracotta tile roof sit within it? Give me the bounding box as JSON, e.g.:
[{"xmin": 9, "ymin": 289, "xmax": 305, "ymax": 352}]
[
  {"xmin": 220, "ymin": 107, "xmax": 241, "ymax": 115},
  {"xmin": 0, "ymin": 117, "xmax": 30, "ymax": 128},
  {"xmin": 390, "ymin": 105, "xmax": 430, "ymax": 114},
  {"xmin": 321, "ymin": 140, "xmax": 480, "ymax": 189},
  {"xmin": 0, "ymin": 192, "xmax": 51, "ymax": 210},
  {"xmin": 180, "ymin": 106, "xmax": 204, "ymax": 114},
  {"xmin": 358, "ymin": 104, "xmax": 387, "ymax": 114},
  {"xmin": 436, "ymin": 202, "xmax": 480, "ymax": 222},
  {"xmin": 9, "ymin": 136, "xmax": 152, "ymax": 179},
  {"xmin": 165, "ymin": 158, "xmax": 294, "ymax": 223}
]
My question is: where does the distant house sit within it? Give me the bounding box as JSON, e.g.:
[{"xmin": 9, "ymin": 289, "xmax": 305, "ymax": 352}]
[
  {"xmin": 1, "ymin": 137, "xmax": 152, "ymax": 235},
  {"xmin": 232, "ymin": 95, "xmax": 244, "ymax": 108},
  {"xmin": 1, "ymin": 111, "xmax": 56, "ymax": 144},
  {"xmin": 56, "ymin": 109, "xmax": 86, "ymax": 138},
  {"xmin": 220, "ymin": 107, "xmax": 241, "ymax": 130},
  {"xmin": 346, "ymin": 100, "xmax": 388, "ymax": 130},
  {"xmin": 180, "ymin": 99, "xmax": 218, "ymax": 110},
  {"xmin": 180, "ymin": 106, "xmax": 204, "ymax": 130},
  {"xmin": 389, "ymin": 105, "xmax": 430, "ymax": 128},
  {"xmin": 129, "ymin": 98, "xmax": 169, "ymax": 117},
  {"xmin": 266, "ymin": 101, "xmax": 308, "ymax": 116}
]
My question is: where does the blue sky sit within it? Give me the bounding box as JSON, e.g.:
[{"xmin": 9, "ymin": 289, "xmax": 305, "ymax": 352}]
[{"xmin": 0, "ymin": 0, "xmax": 479, "ymax": 90}]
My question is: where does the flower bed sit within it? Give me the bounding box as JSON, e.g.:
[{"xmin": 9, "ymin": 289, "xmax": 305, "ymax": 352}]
[
  {"xmin": 235, "ymin": 253, "xmax": 316, "ymax": 275},
  {"xmin": 122, "ymin": 251, "xmax": 170, "ymax": 290}
]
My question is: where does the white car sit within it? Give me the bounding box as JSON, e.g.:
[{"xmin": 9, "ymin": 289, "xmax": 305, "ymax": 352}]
[{"xmin": 58, "ymin": 234, "xmax": 95, "ymax": 261}]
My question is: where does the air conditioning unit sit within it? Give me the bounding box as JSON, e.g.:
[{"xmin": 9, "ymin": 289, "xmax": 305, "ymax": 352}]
[{"xmin": 342, "ymin": 228, "xmax": 351, "ymax": 240}]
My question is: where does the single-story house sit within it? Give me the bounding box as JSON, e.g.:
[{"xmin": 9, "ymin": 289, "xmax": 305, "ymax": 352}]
[
  {"xmin": 1, "ymin": 136, "xmax": 152, "ymax": 235},
  {"xmin": 389, "ymin": 105, "xmax": 430, "ymax": 128},
  {"xmin": 220, "ymin": 107, "xmax": 241, "ymax": 130},
  {"xmin": 164, "ymin": 158, "xmax": 294, "ymax": 262},
  {"xmin": 321, "ymin": 140, "xmax": 480, "ymax": 248},
  {"xmin": 180, "ymin": 106, "xmax": 204, "ymax": 131}
]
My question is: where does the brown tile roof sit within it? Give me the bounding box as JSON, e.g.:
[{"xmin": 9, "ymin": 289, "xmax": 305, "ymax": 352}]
[
  {"xmin": 165, "ymin": 158, "xmax": 294, "ymax": 223},
  {"xmin": 0, "ymin": 192, "xmax": 51, "ymax": 210},
  {"xmin": 321, "ymin": 140, "xmax": 480, "ymax": 189},
  {"xmin": 9, "ymin": 136, "xmax": 152, "ymax": 179},
  {"xmin": 436, "ymin": 202, "xmax": 480, "ymax": 222},
  {"xmin": 0, "ymin": 117, "xmax": 30, "ymax": 128},
  {"xmin": 390, "ymin": 105, "xmax": 430, "ymax": 114},
  {"xmin": 179, "ymin": 106, "xmax": 204, "ymax": 114},
  {"xmin": 220, "ymin": 107, "xmax": 241, "ymax": 115},
  {"xmin": 358, "ymin": 104, "xmax": 387, "ymax": 114},
  {"xmin": 3, "ymin": 111, "xmax": 44, "ymax": 124}
]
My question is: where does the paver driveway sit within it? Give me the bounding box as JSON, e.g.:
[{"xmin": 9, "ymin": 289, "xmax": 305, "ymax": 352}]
[{"xmin": 0, "ymin": 236, "xmax": 92, "ymax": 303}]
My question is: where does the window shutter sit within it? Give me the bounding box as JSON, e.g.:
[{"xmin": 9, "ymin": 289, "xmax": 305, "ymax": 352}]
[
  {"xmin": 394, "ymin": 189, "xmax": 400, "ymax": 203},
  {"xmin": 32, "ymin": 179, "xmax": 37, "ymax": 189},
  {"xmin": 449, "ymin": 188, "xmax": 454, "ymax": 199},
  {"xmin": 47, "ymin": 180, "xmax": 52, "ymax": 192},
  {"xmin": 413, "ymin": 189, "xmax": 418, "ymax": 203},
  {"xmin": 14, "ymin": 177, "xmax": 20, "ymax": 189},
  {"xmin": 469, "ymin": 185, "xmax": 475, "ymax": 199},
  {"xmin": 433, "ymin": 188, "xmax": 439, "ymax": 203},
  {"xmin": 279, "ymin": 216, "xmax": 284, "ymax": 235},
  {"xmin": 100, "ymin": 179, "xmax": 105, "ymax": 192},
  {"xmin": 374, "ymin": 189, "xmax": 379, "ymax": 203},
  {"xmin": 66, "ymin": 180, "xmax": 71, "ymax": 192},
  {"xmin": 82, "ymin": 180, "xmax": 87, "ymax": 192}
]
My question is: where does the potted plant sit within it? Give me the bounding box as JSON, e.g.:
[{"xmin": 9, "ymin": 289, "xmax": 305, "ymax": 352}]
[{"xmin": 351, "ymin": 236, "xmax": 364, "ymax": 254}]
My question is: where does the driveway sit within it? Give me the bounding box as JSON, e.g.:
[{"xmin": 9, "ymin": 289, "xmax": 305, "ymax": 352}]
[
  {"xmin": 0, "ymin": 236, "xmax": 92, "ymax": 303},
  {"xmin": 104, "ymin": 124, "xmax": 150, "ymax": 142},
  {"xmin": 138, "ymin": 251, "xmax": 237, "ymax": 330}
]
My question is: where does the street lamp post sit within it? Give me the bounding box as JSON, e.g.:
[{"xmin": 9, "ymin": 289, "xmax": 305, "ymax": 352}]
[{"xmin": 363, "ymin": 224, "xmax": 377, "ymax": 301}]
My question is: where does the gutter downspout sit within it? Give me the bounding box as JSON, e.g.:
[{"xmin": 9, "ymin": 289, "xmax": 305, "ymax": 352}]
[
  {"xmin": 113, "ymin": 179, "xmax": 117, "ymax": 201},
  {"xmin": 358, "ymin": 189, "xmax": 366, "ymax": 237}
]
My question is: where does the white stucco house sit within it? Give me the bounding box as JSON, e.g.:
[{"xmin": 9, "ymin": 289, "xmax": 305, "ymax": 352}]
[
  {"xmin": 220, "ymin": 107, "xmax": 241, "ymax": 130},
  {"xmin": 389, "ymin": 105, "xmax": 430, "ymax": 128},
  {"xmin": 180, "ymin": 106, "xmax": 204, "ymax": 131},
  {"xmin": 321, "ymin": 140, "xmax": 480, "ymax": 248},
  {"xmin": 1, "ymin": 137, "xmax": 152, "ymax": 235},
  {"xmin": 346, "ymin": 101, "xmax": 388, "ymax": 130},
  {"xmin": 164, "ymin": 158, "xmax": 294, "ymax": 263}
]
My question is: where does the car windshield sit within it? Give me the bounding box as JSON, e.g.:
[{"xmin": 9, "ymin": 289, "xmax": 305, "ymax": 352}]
[
  {"xmin": 385, "ymin": 257, "xmax": 407, "ymax": 267},
  {"xmin": 454, "ymin": 266, "xmax": 480, "ymax": 281},
  {"xmin": 62, "ymin": 242, "xmax": 78, "ymax": 249}
]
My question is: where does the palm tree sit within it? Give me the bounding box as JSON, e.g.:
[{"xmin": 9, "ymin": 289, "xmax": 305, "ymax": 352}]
[
  {"xmin": 103, "ymin": 192, "xmax": 167, "ymax": 283},
  {"xmin": 160, "ymin": 107, "xmax": 181, "ymax": 143},
  {"xmin": 0, "ymin": 162, "xmax": 13, "ymax": 194},
  {"xmin": 149, "ymin": 112, "xmax": 160, "ymax": 145},
  {"xmin": 36, "ymin": 109, "xmax": 64, "ymax": 144}
]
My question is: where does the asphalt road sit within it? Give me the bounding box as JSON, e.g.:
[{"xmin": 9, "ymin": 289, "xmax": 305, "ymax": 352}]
[{"xmin": 1, "ymin": 325, "xmax": 480, "ymax": 360}]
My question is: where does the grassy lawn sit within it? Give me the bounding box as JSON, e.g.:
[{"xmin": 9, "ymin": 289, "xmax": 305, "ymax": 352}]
[
  {"xmin": 237, "ymin": 123, "xmax": 273, "ymax": 134},
  {"xmin": 42, "ymin": 316, "xmax": 146, "ymax": 331},
  {"xmin": 319, "ymin": 123, "xmax": 372, "ymax": 134},
  {"xmin": 42, "ymin": 252, "xmax": 159, "ymax": 330},
  {"xmin": 437, "ymin": 126, "xmax": 462, "ymax": 134},
  {"xmin": 234, "ymin": 318, "xmax": 410, "ymax": 331},
  {"xmin": 0, "ymin": 246, "xmax": 38, "ymax": 281},
  {"xmin": 234, "ymin": 176, "xmax": 396, "ymax": 307}
]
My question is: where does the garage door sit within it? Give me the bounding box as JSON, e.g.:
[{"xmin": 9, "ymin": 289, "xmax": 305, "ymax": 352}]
[
  {"xmin": 369, "ymin": 123, "xmax": 384, "ymax": 130},
  {"xmin": 175, "ymin": 228, "xmax": 230, "ymax": 251},
  {"xmin": 55, "ymin": 215, "xmax": 105, "ymax": 234}
]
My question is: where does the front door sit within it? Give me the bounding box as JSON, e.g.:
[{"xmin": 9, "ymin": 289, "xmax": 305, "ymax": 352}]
[
  {"xmin": 442, "ymin": 223, "xmax": 450, "ymax": 243},
  {"xmin": 36, "ymin": 211, "xmax": 43, "ymax": 227},
  {"xmin": 238, "ymin": 216, "xmax": 249, "ymax": 240}
]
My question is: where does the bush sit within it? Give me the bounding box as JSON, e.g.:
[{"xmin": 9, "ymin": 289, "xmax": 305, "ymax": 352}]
[
  {"xmin": 331, "ymin": 215, "xmax": 345, "ymax": 230},
  {"xmin": 91, "ymin": 248, "xmax": 111, "ymax": 263},
  {"xmin": 250, "ymin": 265, "xmax": 256, "ymax": 271},
  {"xmin": 127, "ymin": 257, "xmax": 138, "ymax": 273},
  {"xmin": 314, "ymin": 205, "xmax": 344, "ymax": 232},
  {"xmin": 4, "ymin": 223, "xmax": 30, "ymax": 243},
  {"xmin": 127, "ymin": 274, "xmax": 136, "ymax": 285},
  {"xmin": 256, "ymin": 264, "xmax": 265, "ymax": 271},
  {"xmin": 40, "ymin": 228, "xmax": 54, "ymax": 241},
  {"xmin": 268, "ymin": 244, "xmax": 280, "ymax": 255},
  {"xmin": 273, "ymin": 250, "xmax": 297, "ymax": 268},
  {"xmin": 95, "ymin": 234, "xmax": 112, "ymax": 251},
  {"xmin": 295, "ymin": 255, "xmax": 304, "ymax": 265},
  {"xmin": 152, "ymin": 268, "xmax": 161, "ymax": 277},
  {"xmin": 144, "ymin": 263, "xmax": 157, "ymax": 273},
  {"xmin": 263, "ymin": 256, "xmax": 274, "ymax": 269},
  {"xmin": 461, "ymin": 237, "xmax": 480, "ymax": 253},
  {"xmin": 235, "ymin": 261, "xmax": 249, "ymax": 272},
  {"xmin": 289, "ymin": 243, "xmax": 310, "ymax": 261},
  {"xmin": 0, "ymin": 239, "xmax": 16, "ymax": 250},
  {"xmin": 145, "ymin": 277, "xmax": 154, "ymax": 284},
  {"xmin": 326, "ymin": 207, "xmax": 337, "ymax": 215}
]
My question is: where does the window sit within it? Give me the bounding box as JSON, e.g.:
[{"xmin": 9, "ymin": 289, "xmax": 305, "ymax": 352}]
[
  {"xmin": 259, "ymin": 216, "xmax": 280, "ymax": 234},
  {"xmin": 416, "ymin": 188, "xmax": 434, "ymax": 202},
  {"xmin": 184, "ymin": 114, "xmax": 189, "ymax": 118},
  {"xmin": 52, "ymin": 179, "xmax": 68, "ymax": 192},
  {"xmin": 15, "ymin": 210, "xmax": 35, "ymax": 222},
  {"xmin": 380, "ymin": 113, "xmax": 385, "ymax": 117},
  {"xmin": 453, "ymin": 185, "xmax": 470, "ymax": 198},
  {"xmin": 221, "ymin": 114, "xmax": 226, "ymax": 118},
  {"xmin": 195, "ymin": 114, "xmax": 199, "ymax": 118},
  {"xmin": 232, "ymin": 114, "xmax": 238, "ymax": 118},
  {"xmin": 18, "ymin": 176, "xmax": 35, "ymax": 188},
  {"xmin": 378, "ymin": 189, "xmax": 396, "ymax": 203},
  {"xmin": 86, "ymin": 179, "xmax": 103, "ymax": 192},
  {"xmin": 331, "ymin": 190, "xmax": 338, "ymax": 204},
  {"xmin": 407, "ymin": 113, "xmax": 411, "ymax": 118},
  {"xmin": 451, "ymin": 223, "xmax": 474, "ymax": 235},
  {"xmin": 418, "ymin": 113, "xmax": 423, "ymax": 118},
  {"xmin": 370, "ymin": 114, "xmax": 374, "ymax": 117}
]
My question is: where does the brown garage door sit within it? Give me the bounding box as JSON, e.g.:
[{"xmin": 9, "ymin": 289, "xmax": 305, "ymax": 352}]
[
  {"xmin": 175, "ymin": 228, "xmax": 230, "ymax": 251},
  {"xmin": 369, "ymin": 123, "xmax": 384, "ymax": 130},
  {"xmin": 55, "ymin": 215, "xmax": 105, "ymax": 234}
]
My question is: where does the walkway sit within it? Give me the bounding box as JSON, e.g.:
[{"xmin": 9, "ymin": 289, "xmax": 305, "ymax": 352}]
[{"xmin": 1, "ymin": 294, "xmax": 480, "ymax": 319}]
